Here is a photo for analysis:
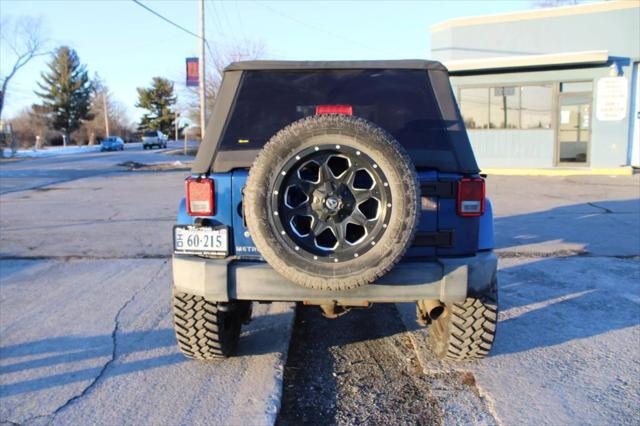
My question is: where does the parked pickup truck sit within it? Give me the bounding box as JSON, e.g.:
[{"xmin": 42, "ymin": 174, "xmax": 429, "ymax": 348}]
[
  {"xmin": 142, "ymin": 130, "xmax": 167, "ymax": 149},
  {"xmin": 171, "ymin": 60, "xmax": 498, "ymax": 361}
]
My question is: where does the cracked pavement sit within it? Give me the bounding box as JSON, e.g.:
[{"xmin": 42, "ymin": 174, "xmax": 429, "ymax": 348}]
[
  {"xmin": 1, "ymin": 147, "xmax": 639, "ymax": 426},
  {"xmin": 1, "ymin": 147, "xmax": 295, "ymax": 425}
]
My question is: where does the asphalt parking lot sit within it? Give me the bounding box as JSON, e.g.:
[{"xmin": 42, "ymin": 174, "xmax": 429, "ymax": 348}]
[{"xmin": 1, "ymin": 148, "xmax": 638, "ymax": 425}]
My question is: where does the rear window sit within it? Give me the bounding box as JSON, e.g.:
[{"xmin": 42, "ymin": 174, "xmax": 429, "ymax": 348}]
[
  {"xmin": 144, "ymin": 131, "xmax": 157, "ymax": 137},
  {"xmin": 219, "ymin": 70, "xmax": 451, "ymax": 157}
]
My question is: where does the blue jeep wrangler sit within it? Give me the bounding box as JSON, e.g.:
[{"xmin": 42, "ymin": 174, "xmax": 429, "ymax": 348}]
[{"xmin": 172, "ymin": 60, "xmax": 498, "ymax": 361}]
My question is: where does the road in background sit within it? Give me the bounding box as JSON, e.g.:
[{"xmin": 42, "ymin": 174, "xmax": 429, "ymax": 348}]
[
  {"xmin": 1, "ymin": 148, "xmax": 638, "ymax": 426},
  {"xmin": 0, "ymin": 140, "xmax": 198, "ymax": 194}
]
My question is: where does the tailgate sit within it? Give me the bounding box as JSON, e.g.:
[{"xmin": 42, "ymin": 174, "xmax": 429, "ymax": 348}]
[{"xmin": 406, "ymin": 171, "xmax": 480, "ymax": 258}]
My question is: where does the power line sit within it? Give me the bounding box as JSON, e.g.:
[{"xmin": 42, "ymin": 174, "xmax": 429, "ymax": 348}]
[
  {"xmin": 216, "ymin": 0, "xmax": 236, "ymax": 40},
  {"xmin": 251, "ymin": 1, "xmax": 377, "ymax": 53},
  {"xmin": 233, "ymin": 0, "xmax": 246, "ymax": 40},
  {"xmin": 207, "ymin": 0, "xmax": 227, "ymax": 37},
  {"xmin": 131, "ymin": 0, "xmax": 200, "ymax": 39},
  {"xmin": 204, "ymin": 0, "xmax": 226, "ymax": 58},
  {"xmin": 131, "ymin": 0, "xmax": 216, "ymax": 58}
]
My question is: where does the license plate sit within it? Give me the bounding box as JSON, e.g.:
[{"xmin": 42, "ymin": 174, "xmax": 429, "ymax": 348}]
[{"xmin": 173, "ymin": 225, "xmax": 228, "ymax": 255}]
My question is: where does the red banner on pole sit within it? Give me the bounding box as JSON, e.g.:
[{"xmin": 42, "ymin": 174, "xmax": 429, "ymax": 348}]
[{"xmin": 186, "ymin": 57, "xmax": 199, "ymax": 87}]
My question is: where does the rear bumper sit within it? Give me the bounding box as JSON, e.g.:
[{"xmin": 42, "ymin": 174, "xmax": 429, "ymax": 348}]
[{"xmin": 172, "ymin": 251, "xmax": 497, "ymax": 303}]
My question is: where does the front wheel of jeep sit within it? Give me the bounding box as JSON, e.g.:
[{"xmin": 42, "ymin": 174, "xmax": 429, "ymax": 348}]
[
  {"xmin": 428, "ymin": 283, "xmax": 498, "ymax": 361},
  {"xmin": 172, "ymin": 291, "xmax": 250, "ymax": 359}
]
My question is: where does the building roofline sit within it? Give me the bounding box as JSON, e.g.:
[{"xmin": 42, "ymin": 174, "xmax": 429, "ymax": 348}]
[
  {"xmin": 431, "ymin": 1, "xmax": 638, "ymax": 33},
  {"xmin": 444, "ymin": 50, "xmax": 609, "ymax": 73}
]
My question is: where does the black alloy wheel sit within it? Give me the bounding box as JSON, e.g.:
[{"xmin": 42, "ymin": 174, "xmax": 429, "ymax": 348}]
[{"xmin": 270, "ymin": 144, "xmax": 392, "ymax": 263}]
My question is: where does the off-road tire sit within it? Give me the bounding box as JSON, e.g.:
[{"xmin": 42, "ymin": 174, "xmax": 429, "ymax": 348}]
[
  {"xmin": 172, "ymin": 291, "xmax": 242, "ymax": 359},
  {"xmin": 428, "ymin": 282, "xmax": 498, "ymax": 361},
  {"xmin": 244, "ymin": 114, "xmax": 420, "ymax": 291}
]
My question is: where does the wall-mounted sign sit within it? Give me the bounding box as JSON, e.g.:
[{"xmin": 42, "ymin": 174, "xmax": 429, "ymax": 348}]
[
  {"xmin": 596, "ymin": 77, "xmax": 628, "ymax": 121},
  {"xmin": 186, "ymin": 57, "xmax": 199, "ymax": 87}
]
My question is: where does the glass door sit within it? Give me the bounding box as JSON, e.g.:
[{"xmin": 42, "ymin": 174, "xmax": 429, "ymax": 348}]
[{"xmin": 557, "ymin": 93, "xmax": 591, "ymax": 165}]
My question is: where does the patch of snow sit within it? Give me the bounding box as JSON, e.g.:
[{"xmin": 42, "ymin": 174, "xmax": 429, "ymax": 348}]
[{"xmin": 2, "ymin": 145, "xmax": 102, "ymax": 158}]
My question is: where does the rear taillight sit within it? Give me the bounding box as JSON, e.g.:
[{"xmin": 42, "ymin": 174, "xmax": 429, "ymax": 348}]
[
  {"xmin": 457, "ymin": 178, "xmax": 485, "ymax": 217},
  {"xmin": 186, "ymin": 177, "xmax": 214, "ymax": 216},
  {"xmin": 315, "ymin": 105, "xmax": 353, "ymax": 115}
]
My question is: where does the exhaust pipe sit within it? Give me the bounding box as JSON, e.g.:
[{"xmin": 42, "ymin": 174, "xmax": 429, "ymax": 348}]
[
  {"xmin": 318, "ymin": 302, "xmax": 350, "ymax": 319},
  {"xmin": 418, "ymin": 299, "xmax": 447, "ymax": 323},
  {"xmin": 304, "ymin": 300, "xmax": 370, "ymax": 319}
]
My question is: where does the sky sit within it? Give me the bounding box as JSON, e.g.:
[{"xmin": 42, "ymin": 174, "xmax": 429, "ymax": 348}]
[{"xmin": 0, "ymin": 0, "xmax": 540, "ymax": 123}]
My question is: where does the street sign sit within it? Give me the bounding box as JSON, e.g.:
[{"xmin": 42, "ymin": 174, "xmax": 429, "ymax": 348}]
[{"xmin": 186, "ymin": 57, "xmax": 199, "ymax": 87}]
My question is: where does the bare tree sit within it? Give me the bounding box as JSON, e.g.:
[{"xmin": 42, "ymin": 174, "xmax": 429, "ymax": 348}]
[
  {"xmin": 9, "ymin": 106, "xmax": 53, "ymax": 149},
  {"xmin": 75, "ymin": 75, "xmax": 135, "ymax": 145},
  {"xmin": 0, "ymin": 16, "xmax": 48, "ymax": 119},
  {"xmin": 183, "ymin": 40, "xmax": 266, "ymax": 127},
  {"xmin": 207, "ymin": 40, "xmax": 266, "ymax": 104}
]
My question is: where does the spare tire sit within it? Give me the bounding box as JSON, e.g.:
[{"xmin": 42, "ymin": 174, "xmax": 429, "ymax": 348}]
[{"xmin": 244, "ymin": 115, "xmax": 419, "ymax": 291}]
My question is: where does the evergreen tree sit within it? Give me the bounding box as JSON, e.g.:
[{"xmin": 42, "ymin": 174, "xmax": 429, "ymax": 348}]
[
  {"xmin": 34, "ymin": 46, "xmax": 92, "ymax": 142},
  {"xmin": 136, "ymin": 77, "xmax": 176, "ymax": 134}
]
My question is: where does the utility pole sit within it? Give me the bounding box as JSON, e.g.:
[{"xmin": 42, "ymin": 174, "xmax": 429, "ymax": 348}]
[
  {"xmin": 184, "ymin": 126, "xmax": 188, "ymax": 156},
  {"xmin": 174, "ymin": 110, "xmax": 179, "ymax": 142},
  {"xmin": 199, "ymin": 0, "xmax": 206, "ymax": 143},
  {"xmin": 103, "ymin": 92, "xmax": 110, "ymax": 137}
]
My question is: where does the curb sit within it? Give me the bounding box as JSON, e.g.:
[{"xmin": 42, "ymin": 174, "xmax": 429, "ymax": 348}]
[{"xmin": 481, "ymin": 167, "xmax": 634, "ymax": 176}]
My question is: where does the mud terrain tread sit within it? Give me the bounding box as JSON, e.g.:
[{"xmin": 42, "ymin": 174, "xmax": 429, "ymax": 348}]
[
  {"xmin": 429, "ymin": 285, "xmax": 498, "ymax": 361},
  {"xmin": 172, "ymin": 291, "xmax": 237, "ymax": 359},
  {"xmin": 244, "ymin": 114, "xmax": 420, "ymax": 291}
]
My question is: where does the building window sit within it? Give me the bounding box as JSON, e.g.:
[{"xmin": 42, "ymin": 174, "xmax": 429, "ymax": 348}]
[
  {"xmin": 460, "ymin": 87, "xmax": 489, "ymax": 129},
  {"xmin": 459, "ymin": 84, "xmax": 553, "ymax": 130},
  {"xmin": 521, "ymin": 85, "xmax": 552, "ymax": 129},
  {"xmin": 490, "ymin": 87, "xmax": 520, "ymax": 129}
]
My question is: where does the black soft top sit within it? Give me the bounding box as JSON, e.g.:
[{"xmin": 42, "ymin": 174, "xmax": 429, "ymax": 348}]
[
  {"xmin": 224, "ymin": 60, "xmax": 448, "ymax": 72},
  {"xmin": 193, "ymin": 60, "xmax": 479, "ymax": 175}
]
